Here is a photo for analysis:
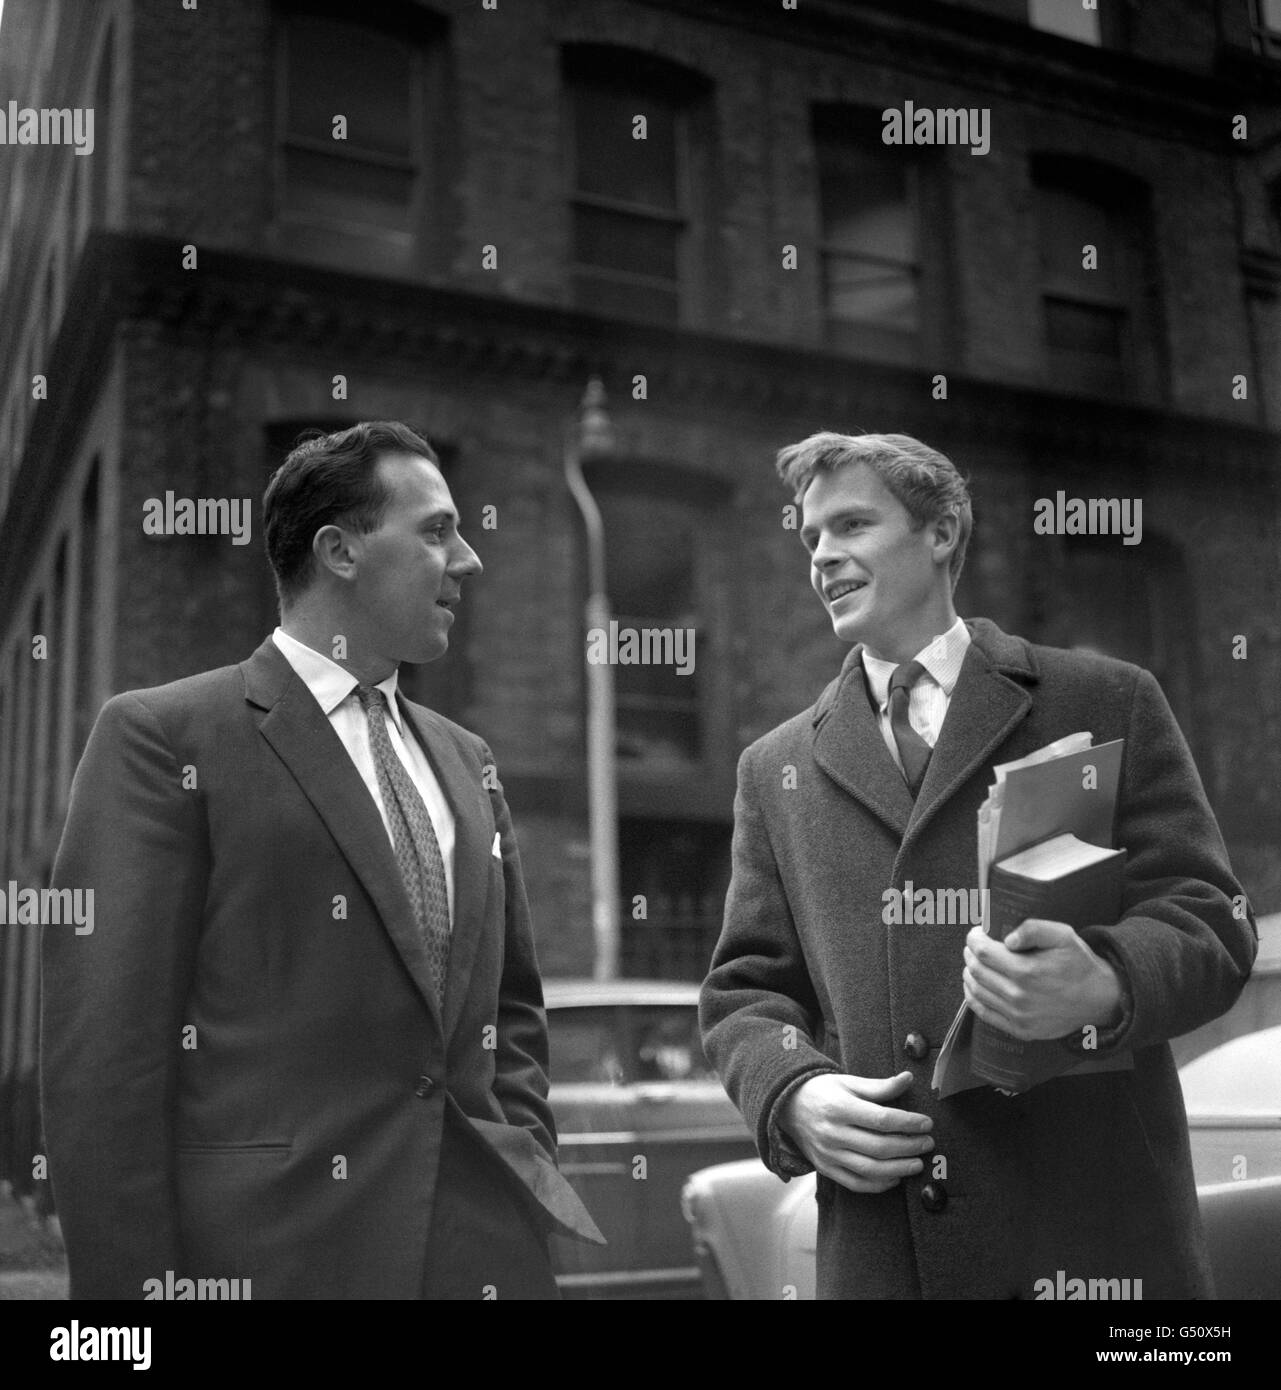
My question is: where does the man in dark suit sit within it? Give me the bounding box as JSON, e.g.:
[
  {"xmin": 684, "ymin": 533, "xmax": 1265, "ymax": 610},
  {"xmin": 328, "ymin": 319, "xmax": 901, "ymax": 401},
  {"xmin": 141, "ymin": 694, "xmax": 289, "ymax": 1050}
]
[
  {"xmin": 42, "ymin": 420, "xmax": 602, "ymax": 1299},
  {"xmin": 700, "ymin": 431, "xmax": 1256, "ymax": 1299}
]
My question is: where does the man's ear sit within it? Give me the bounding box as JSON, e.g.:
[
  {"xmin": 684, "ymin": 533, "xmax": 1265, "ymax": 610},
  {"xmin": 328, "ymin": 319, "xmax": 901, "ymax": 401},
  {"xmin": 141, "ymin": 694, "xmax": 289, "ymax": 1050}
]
[
  {"xmin": 931, "ymin": 512, "xmax": 960, "ymax": 567},
  {"xmin": 313, "ymin": 524, "xmax": 358, "ymax": 583}
]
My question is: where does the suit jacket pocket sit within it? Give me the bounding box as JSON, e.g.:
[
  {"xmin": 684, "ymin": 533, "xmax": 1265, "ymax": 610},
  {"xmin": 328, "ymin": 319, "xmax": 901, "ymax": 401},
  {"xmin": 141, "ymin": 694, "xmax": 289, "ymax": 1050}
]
[
  {"xmin": 175, "ymin": 1144, "xmax": 293, "ymax": 1282},
  {"xmin": 464, "ymin": 1113, "xmax": 606, "ymax": 1246}
]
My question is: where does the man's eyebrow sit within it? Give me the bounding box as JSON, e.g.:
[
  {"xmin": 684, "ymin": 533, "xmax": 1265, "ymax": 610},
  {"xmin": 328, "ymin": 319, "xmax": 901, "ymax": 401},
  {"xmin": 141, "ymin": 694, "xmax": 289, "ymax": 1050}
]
[
  {"xmin": 799, "ymin": 506, "xmax": 877, "ymax": 543},
  {"xmin": 418, "ymin": 508, "xmax": 458, "ymax": 526}
]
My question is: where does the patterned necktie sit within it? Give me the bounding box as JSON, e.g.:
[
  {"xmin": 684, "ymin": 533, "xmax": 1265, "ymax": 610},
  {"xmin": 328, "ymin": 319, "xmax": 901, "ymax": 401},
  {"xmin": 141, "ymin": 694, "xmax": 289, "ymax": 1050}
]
[
  {"xmin": 355, "ymin": 684, "xmax": 451, "ymax": 1009},
  {"xmin": 888, "ymin": 659, "xmax": 933, "ymax": 796}
]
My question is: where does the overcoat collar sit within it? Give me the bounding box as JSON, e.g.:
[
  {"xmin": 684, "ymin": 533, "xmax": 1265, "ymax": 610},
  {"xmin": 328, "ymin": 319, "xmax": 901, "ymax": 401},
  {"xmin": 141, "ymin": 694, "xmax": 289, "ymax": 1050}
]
[
  {"xmin": 811, "ymin": 617, "xmax": 1037, "ymax": 845},
  {"xmin": 240, "ymin": 637, "xmax": 491, "ymax": 1039}
]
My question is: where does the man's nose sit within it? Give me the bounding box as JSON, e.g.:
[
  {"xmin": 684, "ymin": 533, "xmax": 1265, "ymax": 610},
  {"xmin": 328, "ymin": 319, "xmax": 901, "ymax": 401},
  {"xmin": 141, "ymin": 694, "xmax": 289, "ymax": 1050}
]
[
  {"xmin": 451, "ymin": 537, "xmax": 483, "ymax": 577},
  {"xmin": 811, "ymin": 533, "xmax": 842, "ymax": 570}
]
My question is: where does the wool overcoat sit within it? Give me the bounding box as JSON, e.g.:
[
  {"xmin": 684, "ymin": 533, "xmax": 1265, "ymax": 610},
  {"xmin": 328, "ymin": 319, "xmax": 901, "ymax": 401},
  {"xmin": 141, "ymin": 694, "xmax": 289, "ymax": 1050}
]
[{"xmin": 700, "ymin": 618, "xmax": 1256, "ymax": 1299}]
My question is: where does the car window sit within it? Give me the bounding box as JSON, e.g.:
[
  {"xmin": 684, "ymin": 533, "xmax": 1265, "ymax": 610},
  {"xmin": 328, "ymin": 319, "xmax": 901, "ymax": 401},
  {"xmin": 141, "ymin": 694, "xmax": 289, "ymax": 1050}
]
[
  {"xmin": 628, "ymin": 1005, "xmax": 718, "ymax": 1082},
  {"xmin": 547, "ymin": 1006, "xmax": 627, "ymax": 1085}
]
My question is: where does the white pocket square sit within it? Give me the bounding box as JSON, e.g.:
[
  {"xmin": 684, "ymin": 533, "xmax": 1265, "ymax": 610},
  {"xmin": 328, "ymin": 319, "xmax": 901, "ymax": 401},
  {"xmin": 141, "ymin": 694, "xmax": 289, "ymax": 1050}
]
[{"xmin": 492, "ymin": 831, "xmax": 502, "ymax": 858}]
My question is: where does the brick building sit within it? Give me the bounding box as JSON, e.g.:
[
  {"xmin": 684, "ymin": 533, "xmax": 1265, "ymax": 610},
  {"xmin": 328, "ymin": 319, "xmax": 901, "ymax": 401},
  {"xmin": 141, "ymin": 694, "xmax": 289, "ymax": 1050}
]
[{"xmin": 2, "ymin": 0, "xmax": 1280, "ymax": 1197}]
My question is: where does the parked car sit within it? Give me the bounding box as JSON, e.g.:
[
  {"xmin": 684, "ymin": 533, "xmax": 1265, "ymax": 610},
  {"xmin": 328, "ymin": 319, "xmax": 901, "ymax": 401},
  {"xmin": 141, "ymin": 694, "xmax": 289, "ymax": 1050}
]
[
  {"xmin": 543, "ymin": 979, "xmax": 756, "ymax": 1299},
  {"xmin": 683, "ymin": 1028, "xmax": 1281, "ymax": 1299}
]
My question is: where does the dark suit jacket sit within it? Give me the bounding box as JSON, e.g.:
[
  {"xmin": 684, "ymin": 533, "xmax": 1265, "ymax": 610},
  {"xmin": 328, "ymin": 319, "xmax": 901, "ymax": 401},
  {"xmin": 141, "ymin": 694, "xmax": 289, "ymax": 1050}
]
[
  {"xmin": 700, "ymin": 618, "xmax": 1257, "ymax": 1299},
  {"xmin": 41, "ymin": 636, "xmax": 602, "ymax": 1299}
]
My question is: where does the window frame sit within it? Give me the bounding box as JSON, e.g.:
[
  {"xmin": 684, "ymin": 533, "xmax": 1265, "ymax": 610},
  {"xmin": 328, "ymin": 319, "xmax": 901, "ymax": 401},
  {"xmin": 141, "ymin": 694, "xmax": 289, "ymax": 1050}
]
[
  {"xmin": 561, "ymin": 46, "xmax": 711, "ymax": 328},
  {"xmin": 271, "ymin": 3, "xmax": 444, "ymax": 273}
]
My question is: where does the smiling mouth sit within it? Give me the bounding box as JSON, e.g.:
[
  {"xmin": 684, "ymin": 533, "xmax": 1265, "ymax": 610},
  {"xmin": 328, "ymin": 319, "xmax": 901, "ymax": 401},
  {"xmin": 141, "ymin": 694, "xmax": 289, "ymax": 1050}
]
[{"xmin": 826, "ymin": 581, "xmax": 867, "ymax": 603}]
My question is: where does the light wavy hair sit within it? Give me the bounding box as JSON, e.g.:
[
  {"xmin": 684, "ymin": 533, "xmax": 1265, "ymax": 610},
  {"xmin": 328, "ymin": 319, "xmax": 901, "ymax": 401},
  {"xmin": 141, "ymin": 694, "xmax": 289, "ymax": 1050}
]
[{"xmin": 776, "ymin": 431, "xmax": 973, "ymax": 591}]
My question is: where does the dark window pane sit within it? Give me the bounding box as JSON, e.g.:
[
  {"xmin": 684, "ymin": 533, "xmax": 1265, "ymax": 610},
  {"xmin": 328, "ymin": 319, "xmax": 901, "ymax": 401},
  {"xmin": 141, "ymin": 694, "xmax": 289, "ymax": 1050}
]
[
  {"xmin": 615, "ymin": 706, "xmax": 699, "ymax": 766},
  {"xmin": 824, "ymin": 251, "xmax": 918, "ymax": 329},
  {"xmin": 819, "ymin": 158, "xmax": 911, "ymax": 257},
  {"xmin": 1045, "ymin": 297, "xmax": 1124, "ymax": 356},
  {"xmin": 598, "ymin": 498, "xmax": 695, "ymax": 621},
  {"xmin": 614, "ymin": 651, "xmax": 698, "ymax": 706},
  {"xmin": 573, "ymin": 204, "xmax": 680, "ymax": 281},
  {"xmin": 816, "ymin": 133, "xmax": 918, "ymax": 337},
  {"xmin": 629, "ymin": 1006, "xmax": 716, "ymax": 1081},
  {"xmin": 573, "ymin": 82, "xmax": 679, "ymax": 208},
  {"xmin": 1267, "ymin": 0, "xmax": 1281, "ymax": 32},
  {"xmin": 282, "ymin": 147, "xmax": 413, "ymax": 230},
  {"xmin": 1037, "ymin": 185, "xmax": 1118, "ymax": 292},
  {"xmin": 285, "ymin": 16, "xmax": 412, "ymax": 156},
  {"xmin": 572, "ymin": 274, "xmax": 679, "ymax": 325},
  {"xmin": 547, "ymin": 1007, "xmax": 626, "ymax": 1085},
  {"xmin": 595, "ymin": 491, "xmax": 700, "ymax": 765}
]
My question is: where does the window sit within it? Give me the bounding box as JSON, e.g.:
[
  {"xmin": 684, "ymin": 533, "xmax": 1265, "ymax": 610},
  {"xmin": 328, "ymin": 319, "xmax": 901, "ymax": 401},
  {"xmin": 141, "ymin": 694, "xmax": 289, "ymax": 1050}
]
[
  {"xmin": 563, "ymin": 46, "xmax": 711, "ymax": 326},
  {"xmin": 813, "ymin": 106, "xmax": 922, "ymax": 365},
  {"xmin": 595, "ymin": 486, "xmax": 702, "ymax": 768},
  {"xmin": 276, "ymin": 3, "xmax": 443, "ymax": 273},
  {"xmin": 1044, "ymin": 533, "xmax": 1197, "ymax": 747},
  {"xmin": 619, "ymin": 819, "xmax": 731, "ymax": 982},
  {"xmin": 1032, "ymin": 156, "xmax": 1160, "ymax": 399},
  {"xmin": 1028, "ymin": 0, "xmax": 1101, "ymax": 45}
]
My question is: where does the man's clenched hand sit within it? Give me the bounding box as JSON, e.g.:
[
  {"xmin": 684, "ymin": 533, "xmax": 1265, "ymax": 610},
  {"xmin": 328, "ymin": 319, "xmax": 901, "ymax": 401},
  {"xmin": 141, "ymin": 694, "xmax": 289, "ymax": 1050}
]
[{"xmin": 778, "ymin": 1072, "xmax": 934, "ymax": 1194}]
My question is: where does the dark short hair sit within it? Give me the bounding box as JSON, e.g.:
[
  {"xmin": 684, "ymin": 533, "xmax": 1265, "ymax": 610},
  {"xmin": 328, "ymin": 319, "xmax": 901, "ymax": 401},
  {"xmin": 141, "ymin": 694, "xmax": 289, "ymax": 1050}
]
[
  {"xmin": 263, "ymin": 420, "xmax": 439, "ymax": 605},
  {"xmin": 776, "ymin": 431, "xmax": 973, "ymax": 591}
]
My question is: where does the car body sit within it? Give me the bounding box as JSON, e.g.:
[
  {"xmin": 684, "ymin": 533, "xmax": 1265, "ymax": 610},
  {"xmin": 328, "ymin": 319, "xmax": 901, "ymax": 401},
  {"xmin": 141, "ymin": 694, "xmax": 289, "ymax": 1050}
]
[
  {"xmin": 683, "ymin": 1027, "xmax": 1281, "ymax": 1300},
  {"xmin": 543, "ymin": 979, "xmax": 755, "ymax": 1299}
]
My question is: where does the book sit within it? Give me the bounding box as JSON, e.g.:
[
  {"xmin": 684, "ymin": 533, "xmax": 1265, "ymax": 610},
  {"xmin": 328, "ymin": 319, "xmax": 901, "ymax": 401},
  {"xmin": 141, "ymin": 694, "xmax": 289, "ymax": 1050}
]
[
  {"xmin": 970, "ymin": 833, "xmax": 1127, "ymax": 1091},
  {"xmin": 932, "ymin": 734, "xmax": 1132, "ymax": 1099}
]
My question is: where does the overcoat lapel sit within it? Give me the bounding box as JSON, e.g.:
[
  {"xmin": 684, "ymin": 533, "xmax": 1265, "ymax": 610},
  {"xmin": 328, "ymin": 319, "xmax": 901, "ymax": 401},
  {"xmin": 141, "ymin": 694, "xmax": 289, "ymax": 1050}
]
[
  {"xmin": 903, "ymin": 625, "xmax": 1036, "ymax": 848},
  {"xmin": 398, "ymin": 699, "xmax": 493, "ymax": 1041},
  {"xmin": 811, "ymin": 619, "xmax": 1038, "ymax": 846},
  {"xmin": 242, "ymin": 639, "xmax": 445, "ymax": 1030},
  {"xmin": 813, "ymin": 647, "xmax": 915, "ymax": 838}
]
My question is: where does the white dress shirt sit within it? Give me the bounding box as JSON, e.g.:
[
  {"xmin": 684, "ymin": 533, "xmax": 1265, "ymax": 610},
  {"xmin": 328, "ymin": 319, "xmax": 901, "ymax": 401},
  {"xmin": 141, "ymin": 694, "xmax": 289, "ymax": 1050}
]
[
  {"xmin": 272, "ymin": 627, "xmax": 456, "ymax": 926},
  {"xmin": 861, "ymin": 617, "xmax": 972, "ymax": 776}
]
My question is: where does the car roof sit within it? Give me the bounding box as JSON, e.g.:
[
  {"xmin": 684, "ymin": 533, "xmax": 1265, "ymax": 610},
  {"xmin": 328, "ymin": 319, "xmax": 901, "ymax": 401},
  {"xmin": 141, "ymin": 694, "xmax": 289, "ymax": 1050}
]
[
  {"xmin": 543, "ymin": 979, "xmax": 701, "ymax": 1008},
  {"xmin": 1179, "ymin": 1024, "xmax": 1281, "ymax": 1117}
]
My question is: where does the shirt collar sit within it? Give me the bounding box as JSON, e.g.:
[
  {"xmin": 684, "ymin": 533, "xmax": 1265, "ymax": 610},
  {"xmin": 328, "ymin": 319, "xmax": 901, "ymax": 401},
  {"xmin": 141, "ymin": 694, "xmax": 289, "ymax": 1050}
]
[
  {"xmin": 272, "ymin": 627, "xmax": 404, "ymax": 734},
  {"xmin": 861, "ymin": 616, "xmax": 971, "ymax": 712}
]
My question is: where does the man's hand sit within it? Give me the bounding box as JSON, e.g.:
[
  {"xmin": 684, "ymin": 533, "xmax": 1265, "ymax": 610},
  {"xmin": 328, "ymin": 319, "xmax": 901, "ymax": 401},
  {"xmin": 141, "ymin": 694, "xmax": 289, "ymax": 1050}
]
[
  {"xmin": 963, "ymin": 920, "xmax": 1123, "ymax": 1041},
  {"xmin": 778, "ymin": 1072, "xmax": 934, "ymax": 1194}
]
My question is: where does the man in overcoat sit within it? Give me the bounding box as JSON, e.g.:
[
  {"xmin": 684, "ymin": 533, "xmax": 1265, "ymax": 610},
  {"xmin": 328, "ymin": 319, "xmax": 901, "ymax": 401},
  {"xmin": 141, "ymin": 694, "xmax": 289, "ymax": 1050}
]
[
  {"xmin": 700, "ymin": 431, "xmax": 1256, "ymax": 1299},
  {"xmin": 42, "ymin": 420, "xmax": 603, "ymax": 1299}
]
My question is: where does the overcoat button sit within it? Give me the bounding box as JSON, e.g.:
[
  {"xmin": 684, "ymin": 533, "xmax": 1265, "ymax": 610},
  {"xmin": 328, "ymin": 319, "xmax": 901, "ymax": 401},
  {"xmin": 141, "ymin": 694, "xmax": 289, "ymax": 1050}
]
[
  {"xmin": 904, "ymin": 1031, "xmax": 929, "ymax": 1061},
  {"xmin": 414, "ymin": 1075, "xmax": 436, "ymax": 1098},
  {"xmin": 920, "ymin": 1181, "xmax": 947, "ymax": 1213}
]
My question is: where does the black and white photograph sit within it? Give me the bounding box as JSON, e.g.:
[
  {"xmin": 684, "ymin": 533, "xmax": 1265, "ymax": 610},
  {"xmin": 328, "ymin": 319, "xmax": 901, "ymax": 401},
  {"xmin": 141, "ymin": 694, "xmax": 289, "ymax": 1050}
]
[{"xmin": 0, "ymin": 0, "xmax": 1278, "ymax": 1360}]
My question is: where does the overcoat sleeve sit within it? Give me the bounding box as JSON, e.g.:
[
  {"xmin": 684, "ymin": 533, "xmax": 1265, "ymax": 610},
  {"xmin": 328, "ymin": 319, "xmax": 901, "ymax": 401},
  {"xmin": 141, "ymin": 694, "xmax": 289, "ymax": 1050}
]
[
  {"xmin": 40, "ymin": 693, "xmax": 208, "ymax": 1299},
  {"xmin": 699, "ymin": 744, "xmax": 839, "ymax": 1178},
  {"xmin": 1077, "ymin": 667, "xmax": 1256, "ymax": 1052}
]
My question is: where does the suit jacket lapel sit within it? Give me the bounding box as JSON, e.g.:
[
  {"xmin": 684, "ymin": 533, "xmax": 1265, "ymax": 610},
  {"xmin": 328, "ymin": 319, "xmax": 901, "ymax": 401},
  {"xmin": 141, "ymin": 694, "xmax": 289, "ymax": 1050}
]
[
  {"xmin": 398, "ymin": 698, "xmax": 492, "ymax": 1042},
  {"xmin": 811, "ymin": 619, "xmax": 1038, "ymax": 844},
  {"xmin": 242, "ymin": 639, "xmax": 444, "ymax": 1029}
]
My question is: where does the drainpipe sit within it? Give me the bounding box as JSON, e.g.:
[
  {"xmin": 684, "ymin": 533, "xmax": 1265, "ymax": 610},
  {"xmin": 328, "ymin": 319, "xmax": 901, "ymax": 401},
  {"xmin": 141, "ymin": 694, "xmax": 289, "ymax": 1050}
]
[{"xmin": 563, "ymin": 378, "xmax": 619, "ymax": 981}]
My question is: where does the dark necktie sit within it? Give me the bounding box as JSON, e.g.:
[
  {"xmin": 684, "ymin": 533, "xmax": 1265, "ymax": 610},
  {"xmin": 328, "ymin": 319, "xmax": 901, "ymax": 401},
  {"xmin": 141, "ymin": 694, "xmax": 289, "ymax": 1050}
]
[
  {"xmin": 355, "ymin": 684, "xmax": 451, "ymax": 1009},
  {"xmin": 888, "ymin": 659, "xmax": 933, "ymax": 795}
]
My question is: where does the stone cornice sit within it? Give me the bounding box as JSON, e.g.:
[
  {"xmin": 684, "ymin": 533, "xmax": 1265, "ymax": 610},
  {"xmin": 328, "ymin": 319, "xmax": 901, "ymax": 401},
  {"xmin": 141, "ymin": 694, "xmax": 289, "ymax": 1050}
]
[{"xmin": 2, "ymin": 228, "xmax": 1277, "ymax": 603}]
